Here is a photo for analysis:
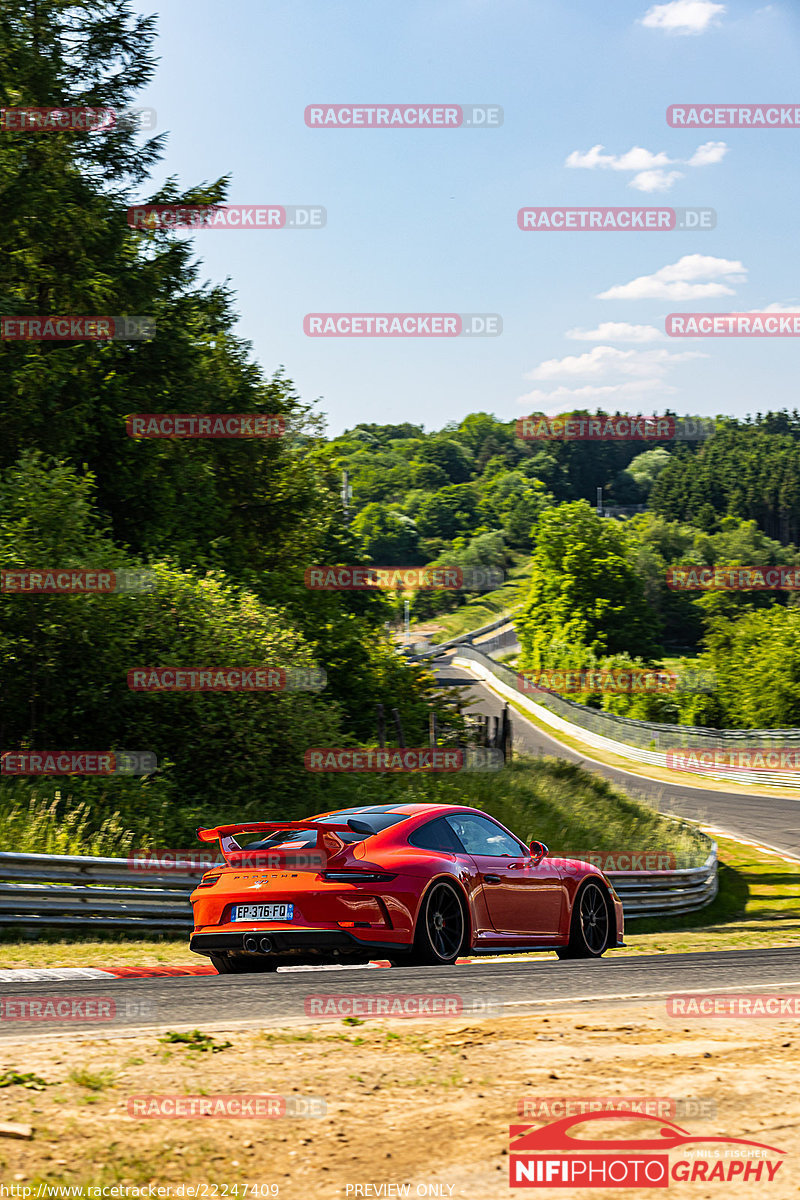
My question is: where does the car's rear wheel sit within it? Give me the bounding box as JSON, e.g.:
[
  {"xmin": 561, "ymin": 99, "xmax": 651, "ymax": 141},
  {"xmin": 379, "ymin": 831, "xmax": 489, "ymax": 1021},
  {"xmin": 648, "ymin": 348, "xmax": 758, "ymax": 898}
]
[
  {"xmin": 557, "ymin": 881, "xmax": 611, "ymax": 959},
  {"xmin": 407, "ymin": 881, "xmax": 466, "ymax": 966},
  {"xmin": 209, "ymin": 953, "xmax": 279, "ymax": 974}
]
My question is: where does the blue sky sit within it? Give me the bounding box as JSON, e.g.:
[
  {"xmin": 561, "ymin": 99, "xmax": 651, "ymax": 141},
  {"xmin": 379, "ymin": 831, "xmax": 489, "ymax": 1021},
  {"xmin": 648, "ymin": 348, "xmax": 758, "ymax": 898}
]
[{"xmin": 129, "ymin": 0, "xmax": 800, "ymax": 434}]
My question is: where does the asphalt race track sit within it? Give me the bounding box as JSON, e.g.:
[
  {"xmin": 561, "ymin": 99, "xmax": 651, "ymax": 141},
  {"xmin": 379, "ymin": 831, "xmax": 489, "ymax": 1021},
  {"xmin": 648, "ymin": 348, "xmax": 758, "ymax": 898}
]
[
  {"xmin": 435, "ymin": 657, "xmax": 800, "ymax": 859},
  {"xmin": 0, "ymin": 948, "xmax": 798, "ymax": 1041}
]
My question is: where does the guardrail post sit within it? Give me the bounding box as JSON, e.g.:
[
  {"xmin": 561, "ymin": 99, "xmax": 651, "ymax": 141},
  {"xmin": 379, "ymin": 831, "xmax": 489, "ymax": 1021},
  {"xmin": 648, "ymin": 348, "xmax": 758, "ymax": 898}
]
[
  {"xmin": 391, "ymin": 707, "xmax": 406, "ymax": 749},
  {"xmin": 501, "ymin": 704, "xmax": 512, "ymax": 762}
]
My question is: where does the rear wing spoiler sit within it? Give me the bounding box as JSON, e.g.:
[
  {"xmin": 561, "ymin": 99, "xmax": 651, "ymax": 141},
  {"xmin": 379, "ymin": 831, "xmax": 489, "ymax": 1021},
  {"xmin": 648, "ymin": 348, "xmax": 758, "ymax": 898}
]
[{"xmin": 196, "ymin": 821, "xmax": 353, "ymax": 866}]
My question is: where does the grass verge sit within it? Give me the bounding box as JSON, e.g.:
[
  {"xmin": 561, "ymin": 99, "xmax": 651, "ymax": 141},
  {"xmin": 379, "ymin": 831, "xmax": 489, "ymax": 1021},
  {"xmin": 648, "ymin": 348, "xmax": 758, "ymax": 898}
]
[
  {"xmin": 424, "ymin": 559, "xmax": 531, "ymax": 643},
  {"xmin": 618, "ymin": 833, "xmax": 800, "ymax": 956}
]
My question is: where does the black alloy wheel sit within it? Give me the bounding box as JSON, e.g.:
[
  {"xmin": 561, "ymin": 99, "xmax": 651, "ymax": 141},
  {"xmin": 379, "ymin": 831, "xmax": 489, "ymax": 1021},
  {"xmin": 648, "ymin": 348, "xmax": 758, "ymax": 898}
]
[{"xmin": 409, "ymin": 881, "xmax": 466, "ymax": 965}]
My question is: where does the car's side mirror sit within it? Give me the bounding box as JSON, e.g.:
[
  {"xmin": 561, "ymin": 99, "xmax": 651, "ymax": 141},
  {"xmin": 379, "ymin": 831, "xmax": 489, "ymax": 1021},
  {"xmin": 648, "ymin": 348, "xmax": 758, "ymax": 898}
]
[{"xmin": 529, "ymin": 840, "xmax": 548, "ymax": 864}]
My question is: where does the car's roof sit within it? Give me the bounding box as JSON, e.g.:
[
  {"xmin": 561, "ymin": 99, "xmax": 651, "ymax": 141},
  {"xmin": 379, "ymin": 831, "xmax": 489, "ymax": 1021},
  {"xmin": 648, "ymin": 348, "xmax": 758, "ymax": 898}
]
[{"xmin": 311, "ymin": 802, "xmax": 482, "ymax": 821}]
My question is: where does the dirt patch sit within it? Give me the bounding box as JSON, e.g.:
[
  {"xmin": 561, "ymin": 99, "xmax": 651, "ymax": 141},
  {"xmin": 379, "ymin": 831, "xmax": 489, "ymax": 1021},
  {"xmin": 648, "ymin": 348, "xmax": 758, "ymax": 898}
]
[{"xmin": 0, "ymin": 1003, "xmax": 796, "ymax": 1197}]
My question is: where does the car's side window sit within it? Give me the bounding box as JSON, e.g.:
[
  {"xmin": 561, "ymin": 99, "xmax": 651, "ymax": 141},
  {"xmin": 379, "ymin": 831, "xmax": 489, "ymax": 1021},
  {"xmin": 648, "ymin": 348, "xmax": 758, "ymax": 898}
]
[
  {"xmin": 444, "ymin": 814, "xmax": 523, "ymax": 858},
  {"xmin": 408, "ymin": 817, "xmax": 464, "ymax": 853}
]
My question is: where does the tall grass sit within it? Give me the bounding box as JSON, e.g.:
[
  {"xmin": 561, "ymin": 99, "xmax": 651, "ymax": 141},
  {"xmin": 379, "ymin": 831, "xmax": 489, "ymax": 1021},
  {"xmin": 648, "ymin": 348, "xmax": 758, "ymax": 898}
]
[
  {"xmin": 0, "ymin": 794, "xmax": 135, "ymax": 856},
  {"xmin": 309, "ymin": 756, "xmax": 708, "ymax": 862},
  {"xmin": 426, "ymin": 560, "xmax": 532, "ymax": 643},
  {"xmin": 447, "ymin": 758, "xmax": 706, "ymax": 862},
  {"xmin": 0, "ymin": 755, "xmax": 707, "ymax": 862}
]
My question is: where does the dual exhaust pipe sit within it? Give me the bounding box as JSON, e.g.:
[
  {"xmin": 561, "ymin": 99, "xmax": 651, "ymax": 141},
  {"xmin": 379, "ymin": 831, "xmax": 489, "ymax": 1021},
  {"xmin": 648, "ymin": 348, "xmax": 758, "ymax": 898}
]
[{"xmin": 243, "ymin": 934, "xmax": 274, "ymax": 954}]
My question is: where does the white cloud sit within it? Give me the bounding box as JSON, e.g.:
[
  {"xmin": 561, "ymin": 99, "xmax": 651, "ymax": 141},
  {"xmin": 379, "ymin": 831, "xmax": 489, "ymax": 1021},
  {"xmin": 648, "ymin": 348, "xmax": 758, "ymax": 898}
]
[
  {"xmin": 516, "ymin": 381, "xmax": 677, "ymax": 411},
  {"xmin": 640, "ymin": 0, "xmax": 725, "ymax": 35},
  {"xmin": 597, "ymin": 254, "xmax": 747, "ymax": 300},
  {"xmin": 525, "ymin": 345, "xmax": 703, "ymax": 382},
  {"xmin": 565, "ymin": 140, "xmax": 727, "ymax": 193},
  {"xmin": 566, "ymin": 145, "xmax": 673, "ymax": 172},
  {"xmin": 520, "ymin": 307, "xmax": 706, "ymax": 412},
  {"xmin": 566, "ymin": 323, "xmax": 665, "ymax": 343},
  {"xmin": 686, "ymin": 140, "xmax": 728, "ymax": 167},
  {"xmin": 761, "ymin": 301, "xmax": 800, "ymax": 313},
  {"xmin": 629, "ymin": 168, "xmax": 685, "ymax": 192}
]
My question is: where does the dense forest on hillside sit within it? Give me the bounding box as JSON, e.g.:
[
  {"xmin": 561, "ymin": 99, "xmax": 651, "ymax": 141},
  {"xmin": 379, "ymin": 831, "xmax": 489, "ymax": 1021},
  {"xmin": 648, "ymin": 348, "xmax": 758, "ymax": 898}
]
[{"xmin": 314, "ymin": 413, "xmax": 800, "ymax": 729}]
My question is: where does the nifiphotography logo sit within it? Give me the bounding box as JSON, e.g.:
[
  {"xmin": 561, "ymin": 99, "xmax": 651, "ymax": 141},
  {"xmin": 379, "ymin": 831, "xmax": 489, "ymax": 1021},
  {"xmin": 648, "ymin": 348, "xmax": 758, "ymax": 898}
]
[{"xmin": 508, "ymin": 1111, "xmax": 785, "ymax": 1187}]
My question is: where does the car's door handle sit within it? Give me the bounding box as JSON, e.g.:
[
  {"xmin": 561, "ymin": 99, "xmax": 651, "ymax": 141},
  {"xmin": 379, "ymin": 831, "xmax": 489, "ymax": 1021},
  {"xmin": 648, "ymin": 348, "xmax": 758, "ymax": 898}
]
[{"xmin": 484, "ymin": 874, "xmax": 502, "ymax": 884}]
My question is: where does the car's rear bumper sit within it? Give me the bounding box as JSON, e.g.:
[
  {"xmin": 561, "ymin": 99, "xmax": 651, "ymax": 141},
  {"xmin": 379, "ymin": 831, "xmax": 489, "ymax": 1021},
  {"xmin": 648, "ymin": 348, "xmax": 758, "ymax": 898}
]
[{"xmin": 190, "ymin": 928, "xmax": 406, "ymax": 963}]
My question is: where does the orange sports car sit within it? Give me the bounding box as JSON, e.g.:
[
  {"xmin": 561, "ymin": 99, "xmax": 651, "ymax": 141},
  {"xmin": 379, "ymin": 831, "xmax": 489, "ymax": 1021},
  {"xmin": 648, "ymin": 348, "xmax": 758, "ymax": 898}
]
[{"xmin": 189, "ymin": 802, "xmax": 625, "ymax": 973}]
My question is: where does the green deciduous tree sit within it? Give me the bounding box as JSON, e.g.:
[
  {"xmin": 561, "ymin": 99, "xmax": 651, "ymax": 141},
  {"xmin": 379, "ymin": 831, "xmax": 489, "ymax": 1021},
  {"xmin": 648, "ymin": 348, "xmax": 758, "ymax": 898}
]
[
  {"xmin": 0, "ymin": 454, "xmax": 340, "ymax": 831},
  {"xmin": 351, "ymin": 503, "xmax": 422, "ymax": 565},
  {"xmin": 517, "ymin": 501, "xmax": 662, "ymax": 669},
  {"xmin": 0, "ymin": 0, "xmax": 328, "ymax": 582},
  {"xmin": 415, "ymin": 484, "xmax": 480, "ymax": 541},
  {"xmin": 697, "ymin": 605, "xmax": 800, "ymax": 729}
]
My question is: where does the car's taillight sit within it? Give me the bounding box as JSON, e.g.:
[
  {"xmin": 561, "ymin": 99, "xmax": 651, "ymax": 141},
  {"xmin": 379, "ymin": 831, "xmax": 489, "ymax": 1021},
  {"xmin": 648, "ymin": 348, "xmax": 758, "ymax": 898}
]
[
  {"xmin": 323, "ymin": 871, "xmax": 396, "ymax": 882},
  {"xmin": 197, "ymin": 873, "xmax": 222, "ymax": 888}
]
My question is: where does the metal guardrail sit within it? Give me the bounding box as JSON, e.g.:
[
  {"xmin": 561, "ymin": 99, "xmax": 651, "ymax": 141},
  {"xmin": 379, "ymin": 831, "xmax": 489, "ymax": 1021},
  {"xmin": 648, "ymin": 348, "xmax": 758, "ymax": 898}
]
[
  {"xmin": 0, "ymin": 841, "xmax": 717, "ymax": 929},
  {"xmin": 471, "ymin": 624, "xmax": 519, "ymax": 658},
  {"xmin": 607, "ymin": 848, "xmax": 718, "ymax": 919},
  {"xmin": 0, "ymin": 851, "xmax": 199, "ymax": 930},
  {"xmin": 451, "ymin": 646, "xmax": 800, "ymax": 791},
  {"xmin": 399, "ymin": 612, "xmax": 513, "ymax": 659}
]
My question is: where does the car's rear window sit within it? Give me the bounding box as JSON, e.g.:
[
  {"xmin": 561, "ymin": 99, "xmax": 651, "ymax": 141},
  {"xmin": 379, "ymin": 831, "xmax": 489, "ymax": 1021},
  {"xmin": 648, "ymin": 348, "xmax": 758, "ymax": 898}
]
[
  {"xmin": 238, "ymin": 810, "xmax": 407, "ymax": 850},
  {"xmin": 408, "ymin": 817, "xmax": 464, "ymax": 853}
]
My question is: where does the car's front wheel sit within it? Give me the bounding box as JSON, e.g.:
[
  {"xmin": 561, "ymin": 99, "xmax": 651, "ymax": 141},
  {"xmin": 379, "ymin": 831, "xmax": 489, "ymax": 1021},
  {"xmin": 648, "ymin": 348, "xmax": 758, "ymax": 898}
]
[
  {"xmin": 557, "ymin": 881, "xmax": 612, "ymax": 959},
  {"xmin": 407, "ymin": 881, "xmax": 467, "ymax": 966},
  {"xmin": 209, "ymin": 953, "xmax": 279, "ymax": 974}
]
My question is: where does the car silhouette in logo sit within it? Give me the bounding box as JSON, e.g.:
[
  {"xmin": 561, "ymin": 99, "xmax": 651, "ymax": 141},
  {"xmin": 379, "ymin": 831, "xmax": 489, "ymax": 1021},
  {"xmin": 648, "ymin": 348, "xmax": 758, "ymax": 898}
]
[{"xmin": 510, "ymin": 1111, "xmax": 785, "ymax": 1155}]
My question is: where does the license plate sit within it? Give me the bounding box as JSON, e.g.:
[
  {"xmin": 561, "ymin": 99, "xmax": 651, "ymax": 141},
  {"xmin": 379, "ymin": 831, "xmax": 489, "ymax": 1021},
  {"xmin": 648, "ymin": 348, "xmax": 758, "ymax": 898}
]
[{"xmin": 231, "ymin": 903, "xmax": 294, "ymax": 922}]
